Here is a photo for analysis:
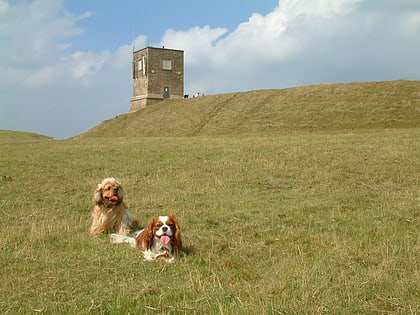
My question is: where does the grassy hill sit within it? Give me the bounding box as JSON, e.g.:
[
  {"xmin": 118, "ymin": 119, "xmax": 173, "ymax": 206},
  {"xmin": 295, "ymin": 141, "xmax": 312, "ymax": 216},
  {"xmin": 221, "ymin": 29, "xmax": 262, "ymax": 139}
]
[
  {"xmin": 1, "ymin": 80, "xmax": 419, "ymax": 314},
  {"xmin": 0, "ymin": 130, "xmax": 52, "ymax": 142},
  {"xmin": 79, "ymin": 80, "xmax": 420, "ymax": 138}
]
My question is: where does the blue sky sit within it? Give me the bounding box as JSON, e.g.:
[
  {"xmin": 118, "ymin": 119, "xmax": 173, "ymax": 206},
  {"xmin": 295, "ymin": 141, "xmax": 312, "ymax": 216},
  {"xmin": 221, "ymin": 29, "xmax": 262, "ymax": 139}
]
[
  {"xmin": 1, "ymin": 0, "xmax": 419, "ymax": 139},
  {"xmin": 64, "ymin": 0, "xmax": 278, "ymax": 51}
]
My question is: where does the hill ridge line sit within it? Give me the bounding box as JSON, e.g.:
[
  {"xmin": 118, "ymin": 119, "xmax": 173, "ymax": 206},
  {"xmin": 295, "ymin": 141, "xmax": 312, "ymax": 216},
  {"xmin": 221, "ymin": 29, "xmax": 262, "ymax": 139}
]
[{"xmin": 76, "ymin": 80, "xmax": 420, "ymax": 138}]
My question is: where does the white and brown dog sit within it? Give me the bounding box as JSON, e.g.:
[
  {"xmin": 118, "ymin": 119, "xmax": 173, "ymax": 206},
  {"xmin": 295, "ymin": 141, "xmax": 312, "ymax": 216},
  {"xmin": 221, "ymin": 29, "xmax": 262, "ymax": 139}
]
[
  {"xmin": 110, "ymin": 213, "xmax": 182, "ymax": 263},
  {"xmin": 90, "ymin": 177, "xmax": 139, "ymax": 235}
]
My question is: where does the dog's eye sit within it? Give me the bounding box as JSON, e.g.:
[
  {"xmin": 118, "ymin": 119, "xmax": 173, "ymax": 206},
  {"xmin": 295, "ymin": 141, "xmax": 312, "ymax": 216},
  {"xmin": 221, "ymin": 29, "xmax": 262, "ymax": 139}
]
[{"xmin": 156, "ymin": 223, "xmax": 162, "ymax": 228}]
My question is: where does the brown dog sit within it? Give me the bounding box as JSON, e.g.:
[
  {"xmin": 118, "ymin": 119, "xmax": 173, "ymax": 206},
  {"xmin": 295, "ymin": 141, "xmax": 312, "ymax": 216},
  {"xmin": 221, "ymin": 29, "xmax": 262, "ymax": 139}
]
[
  {"xmin": 135, "ymin": 214, "xmax": 182, "ymax": 262},
  {"xmin": 110, "ymin": 213, "xmax": 182, "ymax": 263},
  {"xmin": 90, "ymin": 178, "xmax": 138, "ymax": 235}
]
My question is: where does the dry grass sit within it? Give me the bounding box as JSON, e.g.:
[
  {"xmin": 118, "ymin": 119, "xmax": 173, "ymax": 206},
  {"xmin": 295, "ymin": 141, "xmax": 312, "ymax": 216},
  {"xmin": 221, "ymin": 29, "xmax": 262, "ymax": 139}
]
[
  {"xmin": 0, "ymin": 127, "xmax": 419, "ymax": 314},
  {"xmin": 1, "ymin": 80, "xmax": 419, "ymax": 313},
  {"xmin": 78, "ymin": 80, "xmax": 420, "ymax": 138}
]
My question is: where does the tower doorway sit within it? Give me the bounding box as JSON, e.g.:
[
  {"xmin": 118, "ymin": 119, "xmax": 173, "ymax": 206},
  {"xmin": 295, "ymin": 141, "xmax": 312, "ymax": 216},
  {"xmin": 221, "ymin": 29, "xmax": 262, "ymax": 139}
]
[{"xmin": 163, "ymin": 87, "xmax": 170, "ymax": 99}]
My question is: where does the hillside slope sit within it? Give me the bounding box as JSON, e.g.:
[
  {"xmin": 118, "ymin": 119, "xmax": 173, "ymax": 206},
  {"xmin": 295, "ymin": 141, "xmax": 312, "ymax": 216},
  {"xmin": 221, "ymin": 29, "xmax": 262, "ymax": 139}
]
[
  {"xmin": 78, "ymin": 80, "xmax": 420, "ymax": 138},
  {"xmin": 0, "ymin": 130, "xmax": 52, "ymax": 142}
]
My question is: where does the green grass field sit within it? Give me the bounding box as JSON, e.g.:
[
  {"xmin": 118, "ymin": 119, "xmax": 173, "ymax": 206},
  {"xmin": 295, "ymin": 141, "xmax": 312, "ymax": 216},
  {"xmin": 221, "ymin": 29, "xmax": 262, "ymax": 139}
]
[{"xmin": 1, "ymin": 81, "xmax": 419, "ymax": 314}]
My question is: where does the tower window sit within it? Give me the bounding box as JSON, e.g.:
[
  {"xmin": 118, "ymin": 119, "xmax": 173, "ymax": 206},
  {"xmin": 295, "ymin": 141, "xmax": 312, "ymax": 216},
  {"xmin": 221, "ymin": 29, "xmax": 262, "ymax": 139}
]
[
  {"xmin": 132, "ymin": 61, "xmax": 136, "ymax": 79},
  {"xmin": 162, "ymin": 59, "xmax": 172, "ymax": 70}
]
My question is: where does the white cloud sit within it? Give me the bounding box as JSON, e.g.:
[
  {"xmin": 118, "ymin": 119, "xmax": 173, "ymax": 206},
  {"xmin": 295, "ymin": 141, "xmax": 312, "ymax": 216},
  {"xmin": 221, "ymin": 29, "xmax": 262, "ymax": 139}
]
[
  {"xmin": 23, "ymin": 65, "xmax": 59, "ymax": 88},
  {"xmin": 163, "ymin": 0, "xmax": 420, "ymax": 94},
  {"xmin": 76, "ymin": 10, "xmax": 95, "ymax": 21},
  {"xmin": 65, "ymin": 50, "xmax": 111, "ymax": 83},
  {"xmin": 160, "ymin": 26, "xmax": 228, "ymax": 64},
  {"xmin": 0, "ymin": 0, "xmax": 134, "ymax": 138},
  {"xmin": 0, "ymin": 0, "xmax": 9, "ymax": 12}
]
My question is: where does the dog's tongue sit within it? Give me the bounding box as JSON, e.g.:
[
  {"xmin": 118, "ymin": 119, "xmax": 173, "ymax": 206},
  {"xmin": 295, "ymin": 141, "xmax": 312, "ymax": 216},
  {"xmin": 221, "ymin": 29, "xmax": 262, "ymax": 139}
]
[
  {"xmin": 161, "ymin": 235, "xmax": 170, "ymax": 245},
  {"xmin": 109, "ymin": 196, "xmax": 119, "ymax": 202}
]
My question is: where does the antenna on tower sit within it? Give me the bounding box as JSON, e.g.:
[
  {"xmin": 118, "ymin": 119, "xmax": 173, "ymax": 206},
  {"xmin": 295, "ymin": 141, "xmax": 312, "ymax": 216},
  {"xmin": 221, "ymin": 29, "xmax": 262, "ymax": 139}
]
[{"xmin": 132, "ymin": 23, "xmax": 135, "ymax": 52}]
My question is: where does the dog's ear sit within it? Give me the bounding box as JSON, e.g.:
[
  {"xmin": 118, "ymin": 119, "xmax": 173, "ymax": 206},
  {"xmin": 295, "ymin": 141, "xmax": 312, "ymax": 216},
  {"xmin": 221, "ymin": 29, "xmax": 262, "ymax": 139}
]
[
  {"xmin": 93, "ymin": 183, "xmax": 103, "ymax": 205},
  {"xmin": 116, "ymin": 180, "xmax": 124, "ymax": 198},
  {"xmin": 143, "ymin": 218, "xmax": 156, "ymax": 250}
]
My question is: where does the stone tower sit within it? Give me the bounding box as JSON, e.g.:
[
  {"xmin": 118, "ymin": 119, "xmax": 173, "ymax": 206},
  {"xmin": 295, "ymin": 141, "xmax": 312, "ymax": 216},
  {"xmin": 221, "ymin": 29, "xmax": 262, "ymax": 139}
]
[{"xmin": 130, "ymin": 46, "xmax": 184, "ymax": 112}]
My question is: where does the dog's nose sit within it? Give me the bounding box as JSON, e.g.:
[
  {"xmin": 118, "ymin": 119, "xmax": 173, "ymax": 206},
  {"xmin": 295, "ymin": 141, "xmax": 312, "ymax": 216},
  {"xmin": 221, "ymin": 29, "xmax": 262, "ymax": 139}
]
[
  {"xmin": 162, "ymin": 226, "xmax": 168, "ymax": 232},
  {"xmin": 113, "ymin": 188, "xmax": 118, "ymax": 194}
]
